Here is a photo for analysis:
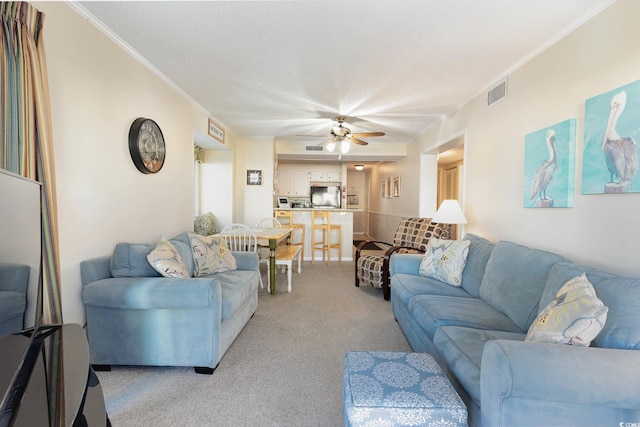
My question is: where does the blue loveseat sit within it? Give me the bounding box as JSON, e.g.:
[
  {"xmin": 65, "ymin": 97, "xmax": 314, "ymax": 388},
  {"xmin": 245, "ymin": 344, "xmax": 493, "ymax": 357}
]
[
  {"xmin": 80, "ymin": 232, "xmax": 259, "ymax": 374},
  {"xmin": 0, "ymin": 263, "xmax": 29, "ymax": 337},
  {"xmin": 390, "ymin": 234, "xmax": 640, "ymax": 427}
]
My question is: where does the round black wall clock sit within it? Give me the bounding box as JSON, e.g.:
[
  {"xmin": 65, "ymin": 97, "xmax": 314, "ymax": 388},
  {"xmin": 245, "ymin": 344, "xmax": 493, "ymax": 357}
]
[{"xmin": 128, "ymin": 117, "xmax": 166, "ymax": 174}]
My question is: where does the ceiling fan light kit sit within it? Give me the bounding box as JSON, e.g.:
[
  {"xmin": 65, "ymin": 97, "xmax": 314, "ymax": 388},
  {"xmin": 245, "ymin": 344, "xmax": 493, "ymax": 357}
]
[
  {"xmin": 297, "ymin": 116, "xmax": 385, "ymax": 158},
  {"xmin": 341, "ymin": 140, "xmax": 351, "ymax": 154}
]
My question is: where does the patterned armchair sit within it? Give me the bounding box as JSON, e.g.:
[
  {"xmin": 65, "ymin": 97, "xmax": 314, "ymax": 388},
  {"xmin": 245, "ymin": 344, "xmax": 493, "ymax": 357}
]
[{"xmin": 355, "ymin": 218, "xmax": 445, "ymax": 301}]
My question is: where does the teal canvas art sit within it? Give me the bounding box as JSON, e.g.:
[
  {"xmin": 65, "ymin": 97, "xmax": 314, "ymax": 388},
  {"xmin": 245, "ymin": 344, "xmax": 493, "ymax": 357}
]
[
  {"xmin": 583, "ymin": 80, "xmax": 640, "ymax": 194},
  {"xmin": 524, "ymin": 119, "xmax": 576, "ymax": 208}
]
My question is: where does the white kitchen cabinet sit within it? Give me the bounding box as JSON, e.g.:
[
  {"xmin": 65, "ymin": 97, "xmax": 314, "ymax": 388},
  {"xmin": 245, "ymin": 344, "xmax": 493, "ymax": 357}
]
[
  {"xmin": 310, "ymin": 170, "xmax": 341, "ymax": 182},
  {"xmin": 291, "ymin": 170, "xmax": 310, "ymax": 196},
  {"xmin": 325, "ymin": 170, "xmax": 341, "ymax": 182},
  {"xmin": 309, "ymin": 170, "xmax": 325, "ymax": 181},
  {"xmin": 276, "ymin": 170, "xmax": 292, "ymax": 196},
  {"xmin": 277, "ymin": 170, "xmax": 309, "ymax": 196}
]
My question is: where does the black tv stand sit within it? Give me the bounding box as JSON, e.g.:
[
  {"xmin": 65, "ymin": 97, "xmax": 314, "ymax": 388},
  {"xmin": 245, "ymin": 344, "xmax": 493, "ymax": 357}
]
[{"xmin": 0, "ymin": 323, "xmax": 110, "ymax": 427}]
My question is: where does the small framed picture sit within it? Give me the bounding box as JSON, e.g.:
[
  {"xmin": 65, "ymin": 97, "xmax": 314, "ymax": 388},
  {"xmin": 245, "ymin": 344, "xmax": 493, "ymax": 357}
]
[
  {"xmin": 208, "ymin": 119, "xmax": 225, "ymax": 143},
  {"xmin": 392, "ymin": 176, "xmax": 401, "ymax": 197},
  {"xmin": 247, "ymin": 170, "xmax": 262, "ymax": 185}
]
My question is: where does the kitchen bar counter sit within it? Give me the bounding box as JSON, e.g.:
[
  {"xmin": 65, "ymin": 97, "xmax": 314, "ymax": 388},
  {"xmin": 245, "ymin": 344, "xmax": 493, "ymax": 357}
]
[
  {"xmin": 275, "ymin": 207, "xmax": 362, "ymax": 212},
  {"xmin": 274, "ymin": 208, "xmax": 354, "ymax": 261}
]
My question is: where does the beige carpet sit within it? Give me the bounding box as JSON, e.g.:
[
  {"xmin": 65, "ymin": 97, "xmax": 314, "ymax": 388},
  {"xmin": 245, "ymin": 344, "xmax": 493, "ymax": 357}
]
[{"xmin": 97, "ymin": 262, "xmax": 410, "ymax": 426}]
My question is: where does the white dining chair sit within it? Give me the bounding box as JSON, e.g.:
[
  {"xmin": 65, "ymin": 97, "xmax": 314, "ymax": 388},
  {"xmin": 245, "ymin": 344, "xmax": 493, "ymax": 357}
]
[{"xmin": 220, "ymin": 223, "xmax": 263, "ymax": 289}]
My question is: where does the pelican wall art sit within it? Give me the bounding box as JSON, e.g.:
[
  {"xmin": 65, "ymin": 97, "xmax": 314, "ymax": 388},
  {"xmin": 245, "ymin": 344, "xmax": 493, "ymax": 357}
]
[
  {"xmin": 523, "ymin": 119, "xmax": 576, "ymax": 208},
  {"xmin": 583, "ymin": 80, "xmax": 640, "ymax": 194}
]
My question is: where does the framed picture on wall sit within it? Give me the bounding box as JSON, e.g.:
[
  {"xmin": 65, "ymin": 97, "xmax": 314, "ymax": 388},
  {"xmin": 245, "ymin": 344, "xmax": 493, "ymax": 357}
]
[
  {"xmin": 523, "ymin": 119, "xmax": 576, "ymax": 208},
  {"xmin": 208, "ymin": 119, "xmax": 225, "ymax": 143},
  {"xmin": 246, "ymin": 170, "xmax": 262, "ymax": 185},
  {"xmin": 381, "ymin": 180, "xmax": 387, "ymax": 198},
  {"xmin": 385, "ymin": 177, "xmax": 391, "ymax": 198},
  {"xmin": 392, "ymin": 176, "xmax": 401, "ymax": 197},
  {"xmin": 582, "ymin": 79, "xmax": 640, "ymax": 194}
]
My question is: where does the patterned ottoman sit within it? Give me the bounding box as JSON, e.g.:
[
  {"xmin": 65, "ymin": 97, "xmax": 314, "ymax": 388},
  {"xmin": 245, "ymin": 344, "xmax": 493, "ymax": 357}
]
[{"xmin": 343, "ymin": 351, "xmax": 467, "ymax": 427}]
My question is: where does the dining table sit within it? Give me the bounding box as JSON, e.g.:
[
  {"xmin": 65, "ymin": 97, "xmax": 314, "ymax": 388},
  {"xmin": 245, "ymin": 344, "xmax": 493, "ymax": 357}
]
[{"xmin": 253, "ymin": 227, "xmax": 292, "ymax": 295}]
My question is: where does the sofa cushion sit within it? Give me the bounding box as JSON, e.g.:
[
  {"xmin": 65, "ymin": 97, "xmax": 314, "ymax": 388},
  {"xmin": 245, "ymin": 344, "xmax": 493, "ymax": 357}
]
[
  {"xmin": 543, "ymin": 262, "xmax": 640, "ymax": 350},
  {"xmin": 419, "ymin": 238, "xmax": 470, "ymax": 287},
  {"xmin": 391, "ymin": 273, "xmax": 473, "ymax": 307},
  {"xmin": 526, "ymin": 273, "xmax": 608, "ymax": 346},
  {"xmin": 110, "ymin": 234, "xmax": 195, "ymax": 278},
  {"xmin": 188, "ymin": 233, "xmax": 237, "ymax": 276},
  {"xmin": 169, "ymin": 232, "xmax": 195, "ymax": 276},
  {"xmin": 434, "ymin": 326, "xmax": 526, "ymax": 406},
  {"xmin": 194, "ymin": 212, "xmax": 218, "ymax": 235},
  {"xmin": 110, "ymin": 242, "xmax": 161, "ymax": 278},
  {"xmin": 0, "ymin": 292, "xmax": 26, "ymax": 318},
  {"xmin": 479, "ymin": 241, "xmax": 568, "ymax": 331},
  {"xmin": 147, "ymin": 237, "xmax": 191, "ymax": 278},
  {"xmin": 460, "ymin": 234, "xmax": 495, "ymax": 298},
  {"xmin": 408, "ymin": 294, "xmax": 523, "ymax": 339},
  {"xmin": 211, "ymin": 270, "xmax": 259, "ymax": 320}
]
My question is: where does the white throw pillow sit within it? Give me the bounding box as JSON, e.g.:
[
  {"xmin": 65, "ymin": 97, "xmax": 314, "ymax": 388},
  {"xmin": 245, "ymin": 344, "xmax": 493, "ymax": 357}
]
[
  {"xmin": 147, "ymin": 237, "xmax": 191, "ymax": 278},
  {"xmin": 418, "ymin": 238, "xmax": 470, "ymax": 287},
  {"xmin": 526, "ymin": 273, "xmax": 608, "ymax": 346},
  {"xmin": 188, "ymin": 232, "xmax": 237, "ymax": 276}
]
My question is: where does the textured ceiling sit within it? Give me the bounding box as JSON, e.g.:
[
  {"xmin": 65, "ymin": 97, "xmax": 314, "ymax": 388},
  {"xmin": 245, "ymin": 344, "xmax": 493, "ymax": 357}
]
[{"xmin": 76, "ymin": 0, "xmax": 611, "ymax": 145}]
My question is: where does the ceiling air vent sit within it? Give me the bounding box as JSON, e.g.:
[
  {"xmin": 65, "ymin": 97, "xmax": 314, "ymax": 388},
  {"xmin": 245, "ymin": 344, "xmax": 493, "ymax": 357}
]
[
  {"xmin": 305, "ymin": 145, "xmax": 323, "ymax": 151},
  {"xmin": 487, "ymin": 78, "xmax": 507, "ymax": 106}
]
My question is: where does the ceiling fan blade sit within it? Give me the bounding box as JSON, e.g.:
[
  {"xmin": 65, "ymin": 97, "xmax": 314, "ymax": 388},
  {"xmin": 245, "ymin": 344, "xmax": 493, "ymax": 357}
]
[
  {"xmin": 350, "ymin": 138, "xmax": 369, "ymax": 146},
  {"xmin": 351, "ymin": 131, "xmax": 385, "ymax": 138},
  {"xmin": 297, "ymin": 134, "xmax": 327, "ymax": 138}
]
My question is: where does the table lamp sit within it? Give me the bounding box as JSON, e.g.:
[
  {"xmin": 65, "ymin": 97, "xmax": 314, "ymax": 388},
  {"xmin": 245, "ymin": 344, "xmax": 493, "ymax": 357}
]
[{"xmin": 432, "ymin": 199, "xmax": 467, "ymax": 239}]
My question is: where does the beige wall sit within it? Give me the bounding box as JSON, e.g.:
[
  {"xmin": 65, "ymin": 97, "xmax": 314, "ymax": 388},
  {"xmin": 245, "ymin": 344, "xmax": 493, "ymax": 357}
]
[
  {"xmin": 233, "ymin": 137, "xmax": 276, "ymax": 227},
  {"xmin": 36, "ymin": 2, "xmax": 214, "ymax": 323},
  {"xmin": 402, "ymin": 0, "xmax": 640, "ymax": 276}
]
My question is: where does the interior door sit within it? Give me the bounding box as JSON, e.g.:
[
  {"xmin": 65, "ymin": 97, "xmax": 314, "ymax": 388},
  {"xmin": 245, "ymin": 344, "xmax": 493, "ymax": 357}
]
[{"xmin": 438, "ymin": 162, "xmax": 463, "ymax": 238}]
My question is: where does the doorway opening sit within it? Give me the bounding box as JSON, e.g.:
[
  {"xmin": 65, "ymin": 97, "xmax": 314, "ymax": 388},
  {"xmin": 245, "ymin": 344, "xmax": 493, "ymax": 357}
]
[{"xmin": 419, "ymin": 130, "xmax": 466, "ymax": 237}]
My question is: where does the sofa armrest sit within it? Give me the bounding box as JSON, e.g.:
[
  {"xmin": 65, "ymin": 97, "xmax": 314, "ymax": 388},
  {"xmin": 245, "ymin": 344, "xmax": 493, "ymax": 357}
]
[
  {"xmin": 82, "ymin": 276, "xmax": 221, "ymax": 309},
  {"xmin": 389, "ymin": 253, "xmax": 423, "ymax": 276},
  {"xmin": 80, "ymin": 257, "xmax": 112, "ymax": 286},
  {"xmin": 481, "ymin": 339, "xmax": 640, "ymax": 426},
  {"xmin": 232, "ymin": 251, "xmax": 259, "ymax": 272},
  {"xmin": 0, "ymin": 263, "xmax": 30, "ymax": 292}
]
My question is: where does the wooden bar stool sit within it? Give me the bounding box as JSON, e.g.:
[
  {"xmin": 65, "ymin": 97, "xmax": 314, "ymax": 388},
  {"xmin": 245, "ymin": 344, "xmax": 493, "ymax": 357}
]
[
  {"xmin": 275, "ymin": 210, "xmax": 305, "ymax": 261},
  {"xmin": 311, "ymin": 210, "xmax": 342, "ymax": 266}
]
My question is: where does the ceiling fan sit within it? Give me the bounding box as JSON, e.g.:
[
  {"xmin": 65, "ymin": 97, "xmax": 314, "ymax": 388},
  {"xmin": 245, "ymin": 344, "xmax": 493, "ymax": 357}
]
[{"xmin": 298, "ymin": 116, "xmax": 385, "ymax": 158}]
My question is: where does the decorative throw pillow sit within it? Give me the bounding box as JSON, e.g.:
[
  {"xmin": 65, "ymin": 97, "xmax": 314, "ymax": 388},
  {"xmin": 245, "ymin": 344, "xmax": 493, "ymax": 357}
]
[
  {"xmin": 418, "ymin": 238, "xmax": 471, "ymax": 287},
  {"xmin": 147, "ymin": 237, "xmax": 191, "ymax": 278},
  {"xmin": 525, "ymin": 273, "xmax": 608, "ymax": 346},
  {"xmin": 188, "ymin": 232, "xmax": 237, "ymax": 276},
  {"xmin": 194, "ymin": 212, "xmax": 218, "ymax": 236}
]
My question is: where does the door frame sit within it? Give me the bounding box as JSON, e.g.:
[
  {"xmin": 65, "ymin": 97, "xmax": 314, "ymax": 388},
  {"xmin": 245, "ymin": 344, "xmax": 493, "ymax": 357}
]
[{"xmin": 419, "ymin": 129, "xmax": 467, "ymax": 233}]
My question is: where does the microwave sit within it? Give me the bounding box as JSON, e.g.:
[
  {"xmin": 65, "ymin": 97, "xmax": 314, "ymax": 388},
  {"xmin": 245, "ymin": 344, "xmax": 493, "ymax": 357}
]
[{"xmin": 310, "ymin": 185, "xmax": 341, "ymax": 208}]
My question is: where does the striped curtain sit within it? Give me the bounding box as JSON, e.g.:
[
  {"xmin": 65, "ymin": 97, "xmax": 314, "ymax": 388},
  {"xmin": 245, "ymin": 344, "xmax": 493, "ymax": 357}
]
[{"xmin": 1, "ymin": 2, "xmax": 62, "ymax": 324}]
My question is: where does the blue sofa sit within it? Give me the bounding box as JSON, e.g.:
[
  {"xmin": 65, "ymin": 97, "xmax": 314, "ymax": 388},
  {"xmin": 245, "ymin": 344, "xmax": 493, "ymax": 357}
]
[
  {"xmin": 390, "ymin": 234, "xmax": 640, "ymax": 427},
  {"xmin": 0, "ymin": 263, "xmax": 29, "ymax": 337},
  {"xmin": 80, "ymin": 232, "xmax": 259, "ymax": 374}
]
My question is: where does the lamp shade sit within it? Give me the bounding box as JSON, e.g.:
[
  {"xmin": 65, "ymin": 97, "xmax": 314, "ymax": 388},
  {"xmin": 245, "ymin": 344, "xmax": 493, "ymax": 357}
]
[{"xmin": 433, "ymin": 200, "xmax": 467, "ymax": 225}]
